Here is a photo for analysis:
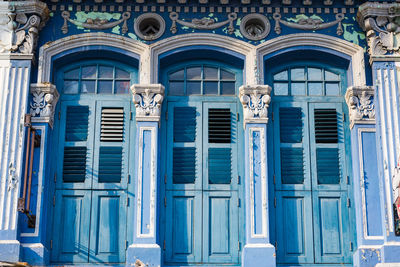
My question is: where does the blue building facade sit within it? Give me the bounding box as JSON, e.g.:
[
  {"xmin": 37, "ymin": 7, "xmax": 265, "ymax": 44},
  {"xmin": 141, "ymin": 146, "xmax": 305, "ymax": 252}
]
[{"xmin": 0, "ymin": 0, "xmax": 399, "ymax": 266}]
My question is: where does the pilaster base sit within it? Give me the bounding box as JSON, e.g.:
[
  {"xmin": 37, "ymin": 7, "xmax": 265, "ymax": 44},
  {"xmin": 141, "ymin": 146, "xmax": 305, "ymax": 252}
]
[
  {"xmin": 0, "ymin": 240, "xmax": 21, "ymax": 262},
  {"xmin": 353, "ymin": 246, "xmax": 382, "ymax": 267},
  {"xmin": 242, "ymin": 243, "xmax": 276, "ymax": 267},
  {"xmin": 126, "ymin": 244, "xmax": 161, "ymax": 267},
  {"xmin": 21, "ymin": 243, "xmax": 49, "ymax": 266}
]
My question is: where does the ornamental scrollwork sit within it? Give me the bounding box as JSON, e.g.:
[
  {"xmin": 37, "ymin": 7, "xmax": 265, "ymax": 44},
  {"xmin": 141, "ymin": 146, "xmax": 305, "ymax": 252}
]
[
  {"xmin": 239, "ymin": 85, "xmax": 272, "ymax": 125},
  {"xmin": 30, "ymin": 83, "xmax": 59, "ymax": 128},
  {"xmin": 345, "ymin": 86, "xmax": 375, "ymax": 128},
  {"xmin": 61, "ymin": 11, "xmax": 130, "ymax": 34},
  {"xmin": 273, "ymin": 12, "xmax": 344, "ymax": 35},
  {"xmin": 358, "ymin": 3, "xmax": 400, "ymax": 58},
  {"xmin": 0, "ymin": 3, "xmax": 49, "ymax": 55},
  {"xmin": 169, "ymin": 12, "xmax": 237, "ymax": 34},
  {"xmin": 131, "ymin": 84, "xmax": 165, "ymax": 122}
]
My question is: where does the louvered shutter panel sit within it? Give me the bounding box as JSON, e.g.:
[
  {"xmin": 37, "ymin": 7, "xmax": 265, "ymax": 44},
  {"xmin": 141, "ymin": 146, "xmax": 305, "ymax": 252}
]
[
  {"xmin": 62, "ymin": 106, "xmax": 89, "ymax": 183},
  {"xmin": 313, "ymin": 107, "xmax": 342, "ymax": 185},
  {"xmin": 173, "ymin": 107, "xmax": 197, "ymax": 184},
  {"xmin": 279, "ymin": 107, "xmax": 305, "ymax": 185},
  {"xmin": 98, "ymin": 146, "xmax": 123, "ymax": 183},
  {"xmin": 101, "ymin": 108, "xmax": 124, "ymax": 142}
]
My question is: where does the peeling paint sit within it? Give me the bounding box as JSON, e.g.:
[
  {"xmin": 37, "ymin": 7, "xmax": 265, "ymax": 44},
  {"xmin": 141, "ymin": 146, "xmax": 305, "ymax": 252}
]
[
  {"xmin": 342, "ymin": 23, "xmax": 366, "ymax": 47},
  {"xmin": 128, "ymin": 33, "xmax": 138, "ymax": 40},
  {"xmin": 233, "ymin": 29, "xmax": 243, "ymax": 38},
  {"xmin": 112, "ymin": 25, "xmax": 121, "ymax": 35},
  {"xmin": 287, "ymin": 14, "xmax": 324, "ymax": 23}
]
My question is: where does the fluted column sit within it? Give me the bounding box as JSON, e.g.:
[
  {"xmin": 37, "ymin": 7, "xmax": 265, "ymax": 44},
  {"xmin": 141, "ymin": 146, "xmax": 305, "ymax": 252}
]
[
  {"xmin": 239, "ymin": 85, "xmax": 275, "ymax": 267},
  {"xmin": 0, "ymin": 1, "xmax": 49, "ymax": 262},
  {"xmin": 127, "ymin": 84, "xmax": 164, "ymax": 267},
  {"xmin": 358, "ymin": 2, "xmax": 400, "ymax": 264}
]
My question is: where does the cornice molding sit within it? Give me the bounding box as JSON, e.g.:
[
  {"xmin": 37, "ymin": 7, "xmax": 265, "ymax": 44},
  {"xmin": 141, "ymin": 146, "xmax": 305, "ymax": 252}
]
[
  {"xmin": 0, "ymin": 1, "xmax": 49, "ymax": 57},
  {"xmin": 357, "ymin": 2, "xmax": 400, "ymax": 62}
]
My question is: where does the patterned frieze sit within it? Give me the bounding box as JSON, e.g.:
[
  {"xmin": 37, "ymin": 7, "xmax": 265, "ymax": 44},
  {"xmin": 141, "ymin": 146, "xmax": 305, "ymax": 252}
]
[
  {"xmin": 239, "ymin": 85, "xmax": 272, "ymax": 125},
  {"xmin": 345, "ymin": 86, "xmax": 375, "ymax": 128},
  {"xmin": 30, "ymin": 83, "xmax": 59, "ymax": 128},
  {"xmin": 357, "ymin": 2, "xmax": 400, "ymax": 61},
  {"xmin": 131, "ymin": 84, "xmax": 165, "ymax": 122},
  {"xmin": 0, "ymin": 1, "xmax": 49, "ymax": 55}
]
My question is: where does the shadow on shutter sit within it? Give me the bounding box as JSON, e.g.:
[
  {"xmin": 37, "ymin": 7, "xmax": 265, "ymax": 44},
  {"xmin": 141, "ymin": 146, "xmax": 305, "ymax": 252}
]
[
  {"xmin": 98, "ymin": 147, "xmax": 123, "ymax": 183},
  {"xmin": 101, "ymin": 108, "xmax": 124, "ymax": 142},
  {"xmin": 173, "ymin": 147, "xmax": 196, "ymax": 184},
  {"xmin": 65, "ymin": 106, "xmax": 89, "ymax": 141},
  {"xmin": 63, "ymin": 147, "xmax": 87, "ymax": 182}
]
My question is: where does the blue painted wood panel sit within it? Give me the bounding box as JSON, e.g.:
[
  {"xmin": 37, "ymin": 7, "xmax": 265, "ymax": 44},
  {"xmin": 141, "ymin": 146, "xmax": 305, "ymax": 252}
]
[
  {"xmin": 51, "ymin": 190, "xmax": 91, "ymax": 263},
  {"xmin": 275, "ymin": 191, "xmax": 314, "ymax": 264},
  {"xmin": 203, "ymin": 191, "xmax": 239, "ymax": 264},
  {"xmin": 89, "ymin": 190, "xmax": 126, "ymax": 263}
]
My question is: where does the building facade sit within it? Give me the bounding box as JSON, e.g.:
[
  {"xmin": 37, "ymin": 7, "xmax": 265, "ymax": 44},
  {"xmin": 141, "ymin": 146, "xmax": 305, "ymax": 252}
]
[{"xmin": 0, "ymin": 0, "xmax": 399, "ymax": 266}]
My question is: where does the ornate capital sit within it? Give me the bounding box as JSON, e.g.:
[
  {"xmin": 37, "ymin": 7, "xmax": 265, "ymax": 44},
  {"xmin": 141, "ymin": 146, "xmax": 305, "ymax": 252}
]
[
  {"xmin": 239, "ymin": 85, "xmax": 272, "ymax": 126},
  {"xmin": 30, "ymin": 83, "xmax": 59, "ymax": 128},
  {"xmin": 357, "ymin": 2, "xmax": 400, "ymax": 61},
  {"xmin": 345, "ymin": 86, "xmax": 375, "ymax": 129},
  {"xmin": 0, "ymin": 1, "xmax": 49, "ymax": 57},
  {"xmin": 131, "ymin": 84, "xmax": 165, "ymax": 122}
]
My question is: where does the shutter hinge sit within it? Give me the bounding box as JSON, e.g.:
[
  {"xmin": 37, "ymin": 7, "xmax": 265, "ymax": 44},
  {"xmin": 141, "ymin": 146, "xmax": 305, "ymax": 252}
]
[
  {"xmin": 125, "ymin": 240, "xmax": 128, "ymax": 250},
  {"xmin": 54, "ymin": 173, "xmax": 57, "ymax": 183},
  {"xmin": 163, "ymin": 239, "xmax": 166, "ymax": 250},
  {"xmin": 237, "ymin": 198, "xmax": 240, "ymax": 207},
  {"xmin": 238, "ymin": 241, "xmax": 241, "ymax": 251},
  {"xmin": 237, "ymin": 175, "xmax": 240, "ymax": 184},
  {"xmin": 50, "ymin": 239, "xmax": 53, "ymax": 249},
  {"xmin": 347, "ymin": 198, "xmax": 351, "ymax": 208},
  {"xmin": 343, "ymin": 112, "xmax": 346, "ymax": 122},
  {"xmin": 164, "ymin": 174, "xmax": 167, "ymax": 184},
  {"xmin": 271, "ymin": 111, "xmax": 274, "ymax": 121},
  {"xmin": 350, "ymin": 241, "xmax": 353, "ymax": 251},
  {"xmin": 53, "ymin": 195, "xmax": 56, "ymax": 206},
  {"xmin": 165, "ymin": 111, "xmax": 168, "ymax": 121},
  {"xmin": 274, "ymin": 197, "xmax": 277, "ymax": 208},
  {"xmin": 347, "ymin": 175, "xmax": 350, "ymax": 185},
  {"xmin": 58, "ymin": 111, "xmax": 60, "ymax": 120},
  {"xmin": 130, "ymin": 112, "xmax": 133, "ymax": 121},
  {"xmin": 128, "ymin": 174, "xmax": 131, "ymax": 184},
  {"xmin": 126, "ymin": 197, "xmax": 129, "ymax": 207},
  {"xmin": 274, "ymin": 241, "xmax": 277, "ymax": 251},
  {"xmin": 164, "ymin": 197, "xmax": 167, "ymax": 207},
  {"xmin": 236, "ymin": 112, "xmax": 239, "ymax": 121},
  {"xmin": 273, "ymin": 174, "xmax": 276, "ymax": 185}
]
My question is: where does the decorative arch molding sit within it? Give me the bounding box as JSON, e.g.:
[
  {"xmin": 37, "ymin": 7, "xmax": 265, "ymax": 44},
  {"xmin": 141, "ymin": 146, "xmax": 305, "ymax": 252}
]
[
  {"xmin": 37, "ymin": 32, "xmax": 148, "ymax": 83},
  {"xmin": 256, "ymin": 33, "xmax": 366, "ymax": 87},
  {"xmin": 149, "ymin": 33, "xmax": 257, "ymax": 84}
]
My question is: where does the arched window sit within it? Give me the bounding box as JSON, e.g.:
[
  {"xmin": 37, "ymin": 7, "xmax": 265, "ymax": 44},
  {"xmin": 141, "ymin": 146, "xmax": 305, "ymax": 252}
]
[
  {"xmin": 161, "ymin": 61, "xmax": 244, "ymax": 265},
  {"xmin": 268, "ymin": 62, "xmax": 354, "ymax": 265},
  {"xmin": 51, "ymin": 60, "xmax": 137, "ymax": 264}
]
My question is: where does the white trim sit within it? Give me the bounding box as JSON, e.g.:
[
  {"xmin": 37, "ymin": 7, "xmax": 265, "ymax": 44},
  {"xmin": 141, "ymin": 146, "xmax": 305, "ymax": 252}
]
[
  {"xmin": 128, "ymin": 243, "xmax": 160, "ymax": 248},
  {"xmin": 256, "ymin": 33, "xmax": 366, "ymax": 86},
  {"xmin": 358, "ymin": 127, "xmax": 384, "ymax": 240},
  {"xmin": 249, "ymin": 127, "xmax": 267, "ymax": 239},
  {"xmin": 136, "ymin": 126, "xmax": 156, "ymax": 239},
  {"xmin": 37, "ymin": 32, "xmax": 148, "ymax": 84},
  {"xmin": 20, "ymin": 125, "xmax": 46, "ymax": 237},
  {"xmin": 149, "ymin": 33, "xmax": 256, "ymax": 84}
]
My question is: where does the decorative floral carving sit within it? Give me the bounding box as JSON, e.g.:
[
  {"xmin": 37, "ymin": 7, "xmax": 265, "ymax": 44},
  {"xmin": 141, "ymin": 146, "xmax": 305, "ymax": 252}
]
[
  {"xmin": 61, "ymin": 11, "xmax": 130, "ymax": 34},
  {"xmin": 358, "ymin": 3, "xmax": 400, "ymax": 58},
  {"xmin": 239, "ymin": 85, "xmax": 272, "ymax": 125},
  {"xmin": 345, "ymin": 86, "xmax": 375, "ymax": 128},
  {"xmin": 273, "ymin": 12, "xmax": 344, "ymax": 35},
  {"xmin": 30, "ymin": 83, "xmax": 59, "ymax": 128},
  {"xmin": 131, "ymin": 84, "xmax": 165, "ymax": 122},
  {"xmin": 169, "ymin": 12, "xmax": 237, "ymax": 34},
  {"xmin": 0, "ymin": 3, "xmax": 48, "ymax": 55}
]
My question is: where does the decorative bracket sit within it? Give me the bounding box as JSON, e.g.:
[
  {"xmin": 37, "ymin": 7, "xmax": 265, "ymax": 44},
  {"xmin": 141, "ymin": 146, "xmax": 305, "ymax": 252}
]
[
  {"xmin": 239, "ymin": 85, "xmax": 272, "ymax": 126},
  {"xmin": 0, "ymin": 1, "xmax": 49, "ymax": 55},
  {"xmin": 61, "ymin": 11, "xmax": 130, "ymax": 34},
  {"xmin": 131, "ymin": 84, "xmax": 165, "ymax": 123},
  {"xmin": 345, "ymin": 86, "xmax": 375, "ymax": 129},
  {"xmin": 273, "ymin": 12, "xmax": 344, "ymax": 36},
  {"xmin": 357, "ymin": 2, "xmax": 400, "ymax": 60},
  {"xmin": 30, "ymin": 83, "xmax": 59, "ymax": 128},
  {"xmin": 169, "ymin": 12, "xmax": 237, "ymax": 34}
]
